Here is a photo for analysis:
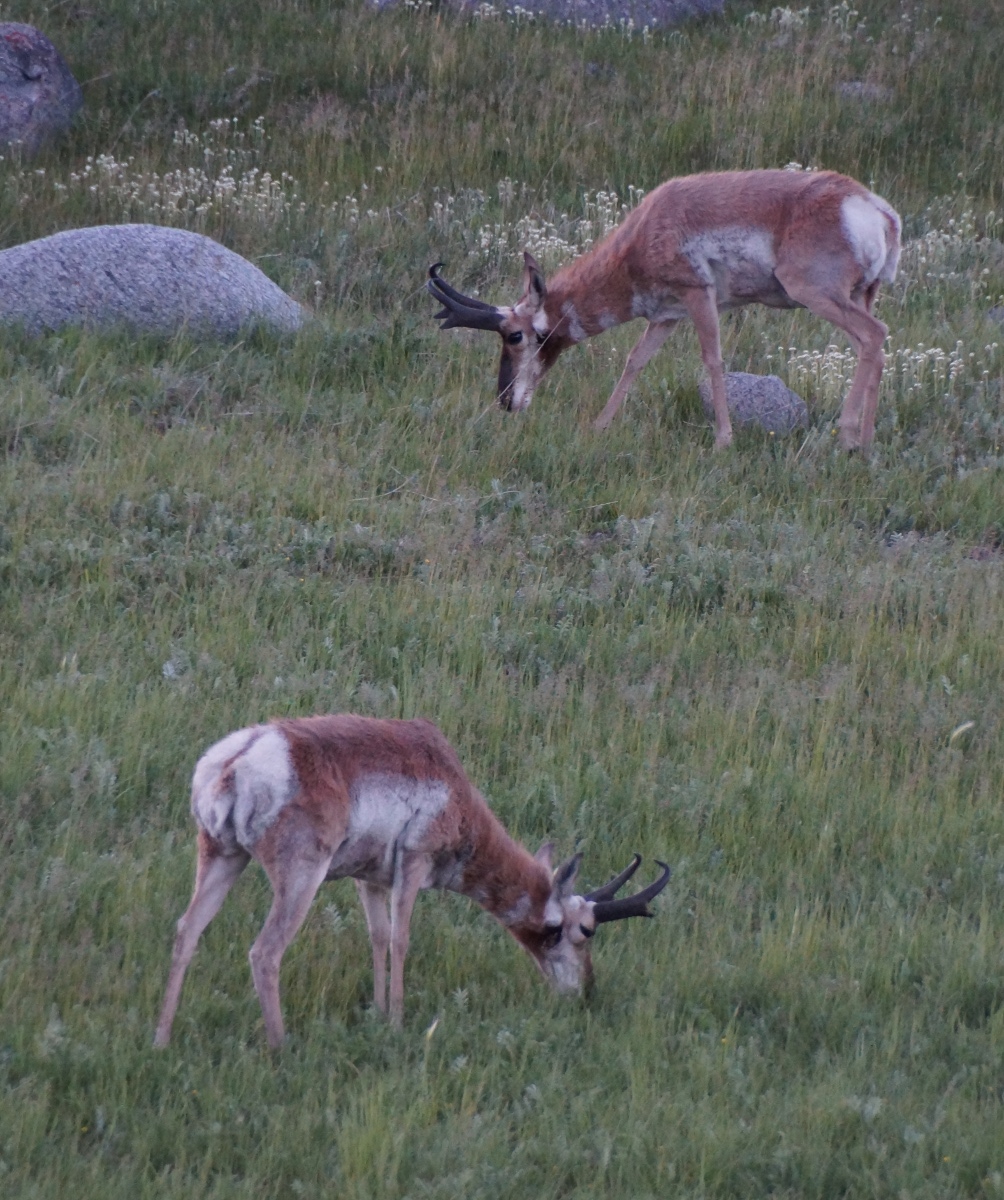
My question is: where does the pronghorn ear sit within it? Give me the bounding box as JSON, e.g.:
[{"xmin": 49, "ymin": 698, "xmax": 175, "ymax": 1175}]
[
  {"xmin": 553, "ymin": 852, "xmax": 583, "ymax": 898},
  {"xmin": 534, "ymin": 841, "xmax": 554, "ymax": 870},
  {"xmin": 522, "ymin": 251, "xmax": 547, "ymax": 313}
]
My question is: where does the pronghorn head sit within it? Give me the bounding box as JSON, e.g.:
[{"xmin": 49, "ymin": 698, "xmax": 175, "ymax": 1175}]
[
  {"xmin": 515, "ymin": 849, "xmax": 672, "ymax": 995},
  {"xmin": 427, "ymin": 254, "xmax": 567, "ymax": 412}
]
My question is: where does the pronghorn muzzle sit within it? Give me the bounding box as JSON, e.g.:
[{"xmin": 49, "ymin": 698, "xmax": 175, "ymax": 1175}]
[
  {"xmin": 587, "ymin": 857, "xmax": 671, "ymax": 923},
  {"xmin": 427, "ymin": 264, "xmax": 505, "ymax": 333}
]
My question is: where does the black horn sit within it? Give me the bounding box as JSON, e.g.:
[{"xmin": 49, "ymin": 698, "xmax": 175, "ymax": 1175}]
[
  {"xmin": 427, "ymin": 263, "xmax": 505, "ymax": 333},
  {"xmin": 584, "ymin": 854, "xmax": 642, "ymax": 902},
  {"xmin": 591, "ymin": 860, "xmax": 671, "ymax": 924},
  {"xmin": 428, "ymin": 264, "xmax": 498, "ymax": 310}
]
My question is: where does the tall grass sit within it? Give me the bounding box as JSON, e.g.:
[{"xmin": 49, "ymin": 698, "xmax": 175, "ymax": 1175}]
[{"xmin": 2, "ymin": 0, "xmax": 1004, "ymax": 1195}]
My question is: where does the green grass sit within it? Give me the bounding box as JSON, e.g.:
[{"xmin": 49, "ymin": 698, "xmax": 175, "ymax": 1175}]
[{"xmin": 2, "ymin": 0, "xmax": 1004, "ymax": 1195}]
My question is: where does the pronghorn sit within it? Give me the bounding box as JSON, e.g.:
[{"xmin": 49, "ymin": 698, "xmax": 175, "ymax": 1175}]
[
  {"xmin": 428, "ymin": 169, "xmax": 901, "ymax": 451},
  {"xmin": 154, "ymin": 714, "xmax": 670, "ymax": 1048}
]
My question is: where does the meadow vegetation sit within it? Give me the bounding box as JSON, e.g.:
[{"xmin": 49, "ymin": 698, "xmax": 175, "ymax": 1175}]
[{"xmin": 2, "ymin": 0, "xmax": 1004, "ymax": 1195}]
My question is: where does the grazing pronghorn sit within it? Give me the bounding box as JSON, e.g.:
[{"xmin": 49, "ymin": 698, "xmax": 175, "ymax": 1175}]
[
  {"xmin": 154, "ymin": 714, "xmax": 670, "ymax": 1048},
  {"xmin": 428, "ymin": 168, "xmax": 901, "ymax": 451}
]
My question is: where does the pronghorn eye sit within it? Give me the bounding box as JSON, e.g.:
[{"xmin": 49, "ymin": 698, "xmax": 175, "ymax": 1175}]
[
  {"xmin": 580, "ymin": 924, "xmax": 595, "ymax": 939},
  {"xmin": 506, "ymin": 331, "xmax": 524, "ymax": 345}
]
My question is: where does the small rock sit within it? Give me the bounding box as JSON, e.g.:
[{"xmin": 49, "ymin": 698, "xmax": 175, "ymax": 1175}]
[
  {"xmin": 988, "ymin": 307, "xmax": 1004, "ymax": 325},
  {"xmin": 0, "ymin": 224, "xmax": 306, "ymax": 339},
  {"xmin": 836, "ymin": 81, "xmax": 892, "ymax": 103},
  {"xmin": 698, "ymin": 372, "xmax": 809, "ymax": 436},
  {"xmin": 0, "ymin": 23, "xmax": 82, "ymax": 155}
]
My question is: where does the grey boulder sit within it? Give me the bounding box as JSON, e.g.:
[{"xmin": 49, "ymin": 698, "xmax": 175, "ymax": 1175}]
[
  {"xmin": 699, "ymin": 372, "xmax": 809, "ymax": 436},
  {"xmin": 0, "ymin": 23, "xmax": 82, "ymax": 155},
  {"xmin": 0, "ymin": 224, "xmax": 306, "ymax": 339}
]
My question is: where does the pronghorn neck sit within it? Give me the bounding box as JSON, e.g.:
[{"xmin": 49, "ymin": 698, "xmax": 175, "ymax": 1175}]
[
  {"xmin": 458, "ymin": 801, "xmax": 552, "ymax": 930},
  {"xmin": 543, "ymin": 228, "xmax": 638, "ymax": 343}
]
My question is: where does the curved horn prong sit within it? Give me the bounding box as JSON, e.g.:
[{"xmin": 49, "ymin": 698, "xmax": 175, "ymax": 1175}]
[
  {"xmin": 427, "ymin": 265, "xmax": 505, "ymax": 333},
  {"xmin": 428, "ymin": 263, "xmax": 498, "ymax": 311},
  {"xmin": 585, "ymin": 854, "xmax": 642, "ymax": 902},
  {"xmin": 427, "ymin": 283, "xmax": 502, "ymax": 329},
  {"xmin": 592, "ymin": 861, "xmax": 671, "ymax": 923}
]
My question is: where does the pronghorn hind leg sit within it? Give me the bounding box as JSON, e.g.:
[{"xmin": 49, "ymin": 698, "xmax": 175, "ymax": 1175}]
[
  {"xmin": 775, "ymin": 270, "xmax": 887, "ymax": 451},
  {"xmin": 593, "ymin": 319, "xmax": 678, "ymax": 430},
  {"xmin": 355, "ymin": 880, "xmax": 391, "ymax": 1014},
  {"xmin": 681, "ymin": 287, "xmax": 732, "ymax": 449},
  {"xmin": 154, "ymin": 831, "xmax": 249, "ymax": 1048}
]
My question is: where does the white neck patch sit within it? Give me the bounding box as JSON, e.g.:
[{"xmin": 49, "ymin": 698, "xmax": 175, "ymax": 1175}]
[{"xmin": 561, "ymin": 301, "xmax": 586, "ymax": 343}]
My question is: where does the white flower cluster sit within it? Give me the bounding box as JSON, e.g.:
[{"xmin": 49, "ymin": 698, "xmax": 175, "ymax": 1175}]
[
  {"xmin": 783, "ymin": 338, "xmax": 999, "ymax": 406},
  {"xmin": 897, "ymin": 206, "xmax": 1002, "ymax": 299},
  {"xmin": 745, "ymin": 3, "xmax": 863, "ymax": 37},
  {"xmin": 471, "ymin": 3, "xmax": 651, "ymax": 38},
  {"xmin": 472, "ymin": 181, "xmax": 644, "ymax": 268},
  {"xmin": 49, "ymin": 117, "xmax": 303, "ymax": 233},
  {"xmin": 57, "ymin": 155, "xmax": 301, "ymax": 229}
]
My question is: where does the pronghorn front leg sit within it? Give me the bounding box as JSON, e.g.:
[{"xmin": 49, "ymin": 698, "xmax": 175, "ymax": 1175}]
[
  {"xmin": 388, "ymin": 855, "xmax": 430, "ymax": 1027},
  {"xmin": 681, "ymin": 287, "xmax": 732, "ymax": 450},
  {"xmin": 355, "ymin": 880, "xmax": 391, "ymax": 1014},
  {"xmin": 593, "ymin": 319, "xmax": 678, "ymax": 430}
]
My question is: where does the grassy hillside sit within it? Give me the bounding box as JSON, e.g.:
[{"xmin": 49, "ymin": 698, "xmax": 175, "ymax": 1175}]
[{"xmin": 2, "ymin": 1, "xmax": 1004, "ymax": 1195}]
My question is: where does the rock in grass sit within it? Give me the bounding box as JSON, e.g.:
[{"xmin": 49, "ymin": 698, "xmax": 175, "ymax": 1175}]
[
  {"xmin": 0, "ymin": 23, "xmax": 82, "ymax": 155},
  {"xmin": 0, "ymin": 225, "xmax": 306, "ymax": 339},
  {"xmin": 698, "ymin": 372, "xmax": 809, "ymax": 436}
]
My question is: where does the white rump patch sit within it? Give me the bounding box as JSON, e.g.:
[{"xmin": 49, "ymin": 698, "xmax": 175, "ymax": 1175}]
[
  {"xmin": 191, "ymin": 726, "xmax": 263, "ymax": 806},
  {"xmin": 191, "ymin": 725, "xmax": 295, "ymax": 850},
  {"xmin": 231, "ymin": 729, "xmax": 296, "ymax": 846},
  {"xmin": 841, "ymin": 193, "xmax": 900, "ymax": 283}
]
